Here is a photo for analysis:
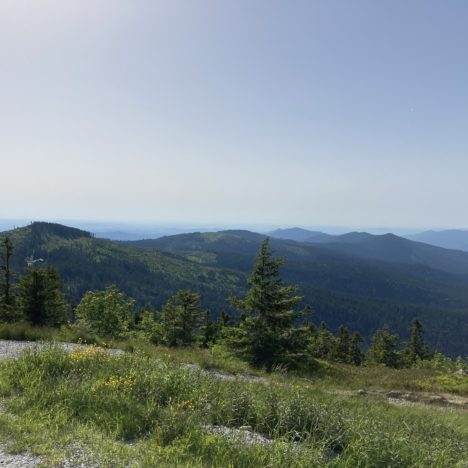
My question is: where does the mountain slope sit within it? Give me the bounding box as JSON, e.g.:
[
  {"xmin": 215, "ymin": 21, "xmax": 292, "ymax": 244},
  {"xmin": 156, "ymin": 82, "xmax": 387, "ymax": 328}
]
[
  {"xmin": 2, "ymin": 222, "xmax": 245, "ymax": 311},
  {"xmin": 406, "ymin": 230, "xmax": 468, "ymax": 252},
  {"xmin": 2, "ymin": 223, "xmax": 468, "ymax": 356},
  {"xmin": 268, "ymin": 227, "xmax": 335, "ymax": 243},
  {"xmin": 125, "ymin": 230, "xmax": 468, "ymax": 356},
  {"xmin": 311, "ymin": 233, "xmax": 468, "ymax": 275}
]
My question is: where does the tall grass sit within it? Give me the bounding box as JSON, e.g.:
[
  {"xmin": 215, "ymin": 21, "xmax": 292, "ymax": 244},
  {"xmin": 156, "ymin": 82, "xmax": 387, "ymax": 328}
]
[
  {"xmin": 0, "ymin": 345, "xmax": 467, "ymax": 467},
  {"xmin": 0, "ymin": 322, "xmax": 55, "ymax": 342}
]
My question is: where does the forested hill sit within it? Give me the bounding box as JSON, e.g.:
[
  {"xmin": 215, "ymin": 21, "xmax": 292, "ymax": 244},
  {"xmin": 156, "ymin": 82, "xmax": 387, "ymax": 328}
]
[
  {"xmin": 2, "ymin": 222, "xmax": 246, "ymax": 312},
  {"xmin": 269, "ymin": 227, "xmax": 468, "ymax": 275},
  {"xmin": 125, "ymin": 230, "xmax": 468, "ymax": 356},
  {"xmin": 2, "ymin": 222, "xmax": 468, "ymax": 356}
]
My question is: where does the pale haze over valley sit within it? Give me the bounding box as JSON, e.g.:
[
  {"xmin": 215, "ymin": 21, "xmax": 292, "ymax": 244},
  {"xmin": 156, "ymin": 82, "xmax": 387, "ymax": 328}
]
[{"xmin": 1, "ymin": 1, "xmax": 467, "ymax": 229}]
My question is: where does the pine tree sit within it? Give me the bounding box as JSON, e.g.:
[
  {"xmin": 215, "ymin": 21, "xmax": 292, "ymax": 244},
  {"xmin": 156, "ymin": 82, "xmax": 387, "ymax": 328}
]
[
  {"xmin": 225, "ymin": 238, "xmax": 307, "ymax": 369},
  {"xmin": 403, "ymin": 319, "xmax": 431, "ymax": 366},
  {"xmin": 0, "ymin": 236, "xmax": 17, "ymax": 322},
  {"xmin": 19, "ymin": 266, "xmax": 68, "ymax": 327},
  {"xmin": 219, "ymin": 310, "xmax": 231, "ymax": 328},
  {"xmin": 310, "ymin": 321, "xmax": 336, "ymax": 359},
  {"xmin": 332, "ymin": 325, "xmax": 351, "ymax": 362},
  {"xmin": 198, "ymin": 310, "xmax": 217, "ymax": 348},
  {"xmin": 349, "ymin": 332, "xmax": 364, "ymax": 366},
  {"xmin": 366, "ymin": 325, "xmax": 400, "ymax": 368},
  {"xmin": 160, "ymin": 290, "xmax": 202, "ymax": 346}
]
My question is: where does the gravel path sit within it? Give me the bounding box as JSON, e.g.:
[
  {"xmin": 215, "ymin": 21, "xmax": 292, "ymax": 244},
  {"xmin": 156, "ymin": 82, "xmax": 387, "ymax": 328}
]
[
  {"xmin": 183, "ymin": 363, "xmax": 268, "ymax": 384},
  {"xmin": 0, "ymin": 446, "xmax": 41, "ymax": 468},
  {"xmin": 0, "ymin": 340, "xmax": 124, "ymax": 361}
]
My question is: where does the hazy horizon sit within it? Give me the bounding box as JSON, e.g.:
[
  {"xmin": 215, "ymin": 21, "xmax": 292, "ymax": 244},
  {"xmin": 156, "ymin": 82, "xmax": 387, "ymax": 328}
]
[
  {"xmin": 1, "ymin": 1, "xmax": 467, "ymax": 227},
  {"xmin": 1, "ymin": 217, "xmax": 468, "ymax": 239}
]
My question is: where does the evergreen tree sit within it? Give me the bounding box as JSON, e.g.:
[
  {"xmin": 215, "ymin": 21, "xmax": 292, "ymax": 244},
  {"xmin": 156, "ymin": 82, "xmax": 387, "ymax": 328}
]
[
  {"xmin": 349, "ymin": 332, "xmax": 364, "ymax": 366},
  {"xmin": 225, "ymin": 238, "xmax": 307, "ymax": 369},
  {"xmin": 366, "ymin": 325, "xmax": 400, "ymax": 368},
  {"xmin": 403, "ymin": 319, "xmax": 431, "ymax": 366},
  {"xmin": 310, "ymin": 321, "xmax": 336, "ymax": 359},
  {"xmin": 302, "ymin": 304, "xmax": 316, "ymax": 334},
  {"xmin": 0, "ymin": 236, "xmax": 16, "ymax": 322},
  {"xmin": 19, "ymin": 266, "xmax": 68, "ymax": 327},
  {"xmin": 160, "ymin": 290, "xmax": 202, "ymax": 346},
  {"xmin": 219, "ymin": 310, "xmax": 231, "ymax": 328},
  {"xmin": 136, "ymin": 310, "xmax": 161, "ymax": 344},
  {"xmin": 198, "ymin": 310, "xmax": 217, "ymax": 348},
  {"xmin": 331, "ymin": 325, "xmax": 351, "ymax": 362}
]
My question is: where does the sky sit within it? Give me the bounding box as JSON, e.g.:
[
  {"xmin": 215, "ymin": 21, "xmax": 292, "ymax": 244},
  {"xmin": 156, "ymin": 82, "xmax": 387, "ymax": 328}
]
[{"xmin": 1, "ymin": 0, "xmax": 467, "ymax": 229}]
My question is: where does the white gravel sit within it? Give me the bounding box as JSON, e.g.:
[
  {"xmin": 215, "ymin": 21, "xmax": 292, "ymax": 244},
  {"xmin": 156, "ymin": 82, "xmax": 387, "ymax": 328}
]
[
  {"xmin": 0, "ymin": 446, "xmax": 41, "ymax": 468},
  {"xmin": 202, "ymin": 424, "xmax": 274, "ymax": 446},
  {"xmin": 183, "ymin": 363, "xmax": 268, "ymax": 384},
  {"xmin": 0, "ymin": 340, "xmax": 124, "ymax": 361}
]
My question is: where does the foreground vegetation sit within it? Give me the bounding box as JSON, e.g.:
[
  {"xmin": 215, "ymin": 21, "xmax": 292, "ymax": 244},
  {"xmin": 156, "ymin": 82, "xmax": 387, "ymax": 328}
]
[
  {"xmin": 0, "ymin": 344, "xmax": 467, "ymax": 467},
  {"xmin": 0, "ymin": 227, "xmax": 467, "ymax": 466},
  {"xmin": 3, "ymin": 234, "xmax": 466, "ymax": 373}
]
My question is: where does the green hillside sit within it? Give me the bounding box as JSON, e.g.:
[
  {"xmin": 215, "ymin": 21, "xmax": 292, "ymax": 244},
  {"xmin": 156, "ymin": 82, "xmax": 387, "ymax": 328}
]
[
  {"xmin": 126, "ymin": 231, "xmax": 468, "ymax": 356},
  {"xmin": 3, "ymin": 222, "xmax": 245, "ymax": 312},
  {"xmin": 2, "ymin": 223, "xmax": 468, "ymax": 356}
]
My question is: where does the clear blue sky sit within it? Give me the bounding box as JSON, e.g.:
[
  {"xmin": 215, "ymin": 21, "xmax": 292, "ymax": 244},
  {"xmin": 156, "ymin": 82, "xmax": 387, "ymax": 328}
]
[{"xmin": 1, "ymin": 1, "xmax": 467, "ymax": 229}]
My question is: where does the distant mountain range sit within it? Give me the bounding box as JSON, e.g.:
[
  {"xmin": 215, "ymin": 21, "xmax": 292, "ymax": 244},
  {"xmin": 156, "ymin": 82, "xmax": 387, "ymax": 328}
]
[
  {"xmin": 270, "ymin": 226, "xmax": 468, "ymax": 253},
  {"xmin": 269, "ymin": 227, "xmax": 369, "ymax": 243},
  {"xmin": 1, "ymin": 222, "xmax": 468, "ymax": 356},
  {"xmin": 269, "ymin": 227, "xmax": 468, "ymax": 274},
  {"xmin": 405, "ymin": 230, "xmax": 468, "ymax": 252}
]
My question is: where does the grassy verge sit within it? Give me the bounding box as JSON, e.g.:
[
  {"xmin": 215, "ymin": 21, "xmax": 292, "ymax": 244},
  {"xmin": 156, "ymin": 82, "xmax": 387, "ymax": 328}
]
[
  {"xmin": 0, "ymin": 344, "xmax": 467, "ymax": 467},
  {"xmin": 1, "ymin": 321, "xmax": 467, "ymax": 396}
]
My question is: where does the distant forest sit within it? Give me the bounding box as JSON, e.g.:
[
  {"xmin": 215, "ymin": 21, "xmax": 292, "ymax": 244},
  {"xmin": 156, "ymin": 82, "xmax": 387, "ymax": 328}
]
[{"xmin": 1, "ymin": 222, "xmax": 467, "ymax": 356}]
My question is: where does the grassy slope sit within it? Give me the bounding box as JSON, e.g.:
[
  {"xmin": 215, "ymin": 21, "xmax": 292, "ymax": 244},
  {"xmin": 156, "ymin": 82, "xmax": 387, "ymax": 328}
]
[{"xmin": 0, "ymin": 343, "xmax": 467, "ymax": 467}]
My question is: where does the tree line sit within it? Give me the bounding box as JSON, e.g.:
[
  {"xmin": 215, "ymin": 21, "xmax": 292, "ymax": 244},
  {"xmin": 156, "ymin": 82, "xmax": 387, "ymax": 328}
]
[{"xmin": 0, "ymin": 235, "xmax": 457, "ymax": 370}]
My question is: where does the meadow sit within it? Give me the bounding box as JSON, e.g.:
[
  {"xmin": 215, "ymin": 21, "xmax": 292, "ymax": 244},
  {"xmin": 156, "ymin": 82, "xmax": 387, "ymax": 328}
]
[{"xmin": 0, "ymin": 340, "xmax": 467, "ymax": 467}]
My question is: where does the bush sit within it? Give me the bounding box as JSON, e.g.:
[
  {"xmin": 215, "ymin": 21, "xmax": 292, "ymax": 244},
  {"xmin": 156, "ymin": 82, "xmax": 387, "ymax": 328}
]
[{"xmin": 75, "ymin": 286, "xmax": 134, "ymax": 339}]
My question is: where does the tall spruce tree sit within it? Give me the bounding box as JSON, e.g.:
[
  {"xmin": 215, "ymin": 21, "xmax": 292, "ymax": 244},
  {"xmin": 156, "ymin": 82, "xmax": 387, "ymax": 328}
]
[
  {"xmin": 160, "ymin": 290, "xmax": 202, "ymax": 346},
  {"xmin": 310, "ymin": 321, "xmax": 336, "ymax": 359},
  {"xmin": 403, "ymin": 319, "xmax": 431, "ymax": 365},
  {"xmin": 198, "ymin": 310, "xmax": 217, "ymax": 348},
  {"xmin": 332, "ymin": 325, "xmax": 352, "ymax": 362},
  {"xmin": 349, "ymin": 332, "xmax": 364, "ymax": 366},
  {"xmin": 366, "ymin": 325, "xmax": 400, "ymax": 368},
  {"xmin": 19, "ymin": 266, "xmax": 68, "ymax": 327},
  {"xmin": 225, "ymin": 238, "xmax": 307, "ymax": 369},
  {"xmin": 0, "ymin": 236, "xmax": 16, "ymax": 322}
]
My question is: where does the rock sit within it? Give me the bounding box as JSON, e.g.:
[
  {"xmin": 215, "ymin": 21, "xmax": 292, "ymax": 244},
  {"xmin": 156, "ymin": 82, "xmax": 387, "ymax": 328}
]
[
  {"xmin": 401, "ymin": 393, "xmax": 418, "ymax": 402},
  {"xmin": 202, "ymin": 425, "xmax": 273, "ymax": 446},
  {"xmin": 427, "ymin": 395, "xmax": 448, "ymax": 405},
  {"xmin": 454, "ymin": 368, "xmax": 468, "ymax": 376}
]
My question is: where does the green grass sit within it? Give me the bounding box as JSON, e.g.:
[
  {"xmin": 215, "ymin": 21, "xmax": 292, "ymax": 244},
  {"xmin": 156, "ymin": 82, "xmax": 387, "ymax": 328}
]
[
  {"xmin": 0, "ymin": 322, "xmax": 56, "ymax": 342},
  {"xmin": 0, "ymin": 344, "xmax": 467, "ymax": 467},
  {"xmin": 308, "ymin": 361, "xmax": 468, "ymax": 396}
]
